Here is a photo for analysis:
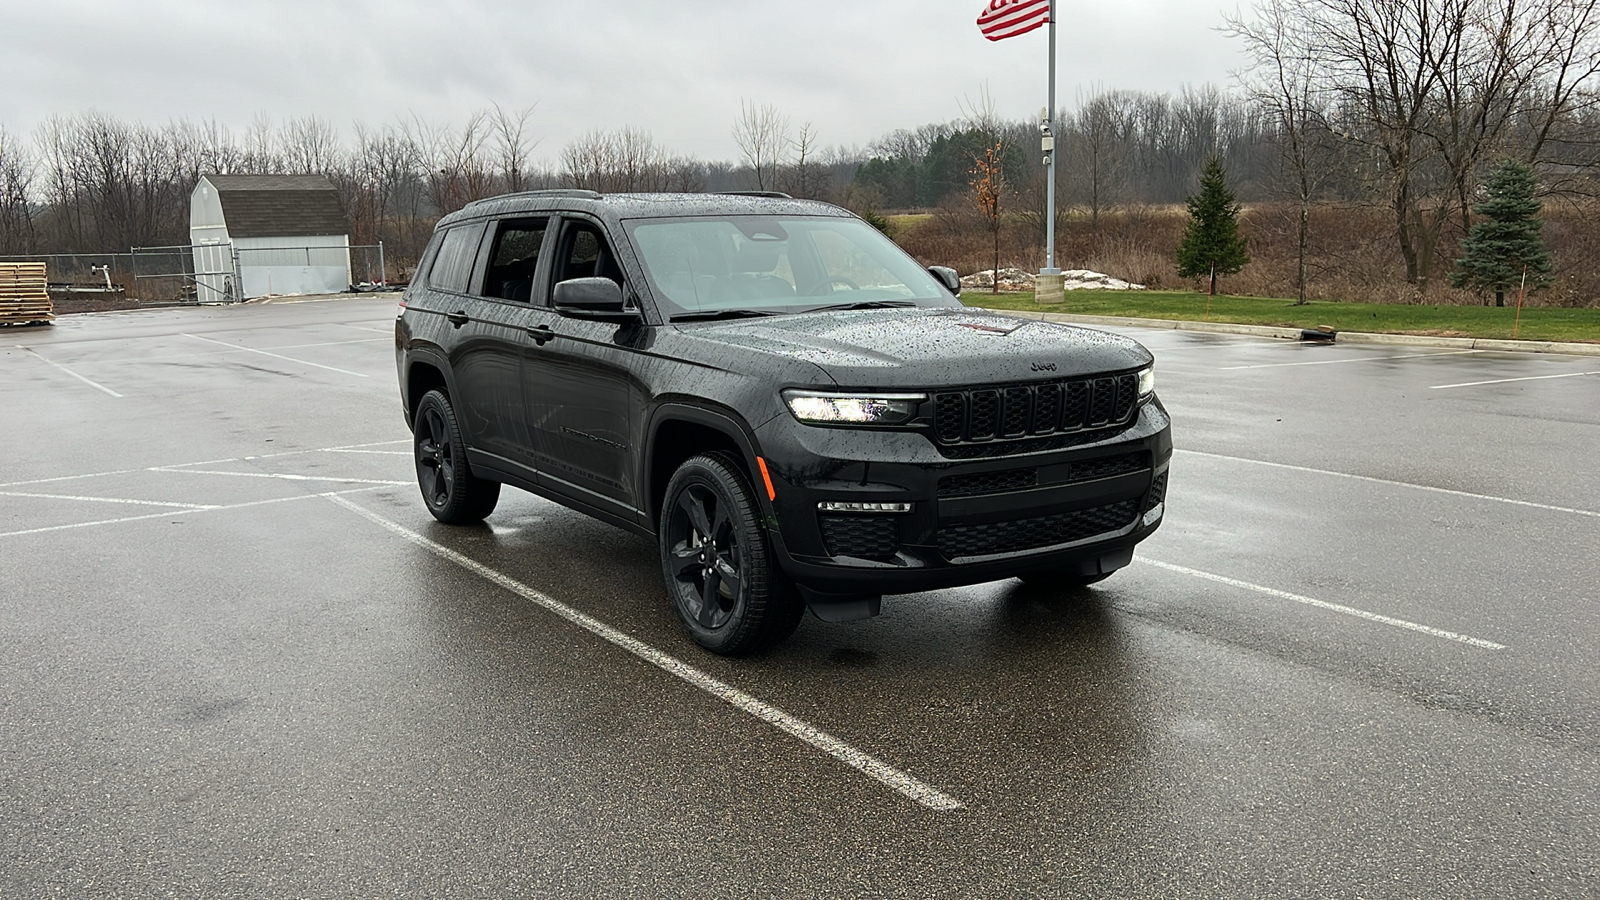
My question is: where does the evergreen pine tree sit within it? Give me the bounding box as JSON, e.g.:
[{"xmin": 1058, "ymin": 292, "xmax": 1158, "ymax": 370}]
[
  {"xmin": 1450, "ymin": 160, "xmax": 1551, "ymax": 307},
  {"xmin": 1175, "ymin": 156, "xmax": 1250, "ymax": 295}
]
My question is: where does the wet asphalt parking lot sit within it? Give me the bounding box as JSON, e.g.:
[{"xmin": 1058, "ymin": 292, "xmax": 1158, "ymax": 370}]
[{"xmin": 2, "ymin": 297, "xmax": 1597, "ymax": 899}]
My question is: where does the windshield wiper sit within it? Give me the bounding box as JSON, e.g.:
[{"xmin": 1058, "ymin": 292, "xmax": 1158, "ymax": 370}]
[
  {"xmin": 670, "ymin": 308, "xmax": 779, "ymax": 322},
  {"xmin": 801, "ymin": 300, "xmax": 919, "ymax": 313}
]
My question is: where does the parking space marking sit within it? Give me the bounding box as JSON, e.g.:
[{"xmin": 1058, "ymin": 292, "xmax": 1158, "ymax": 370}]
[
  {"xmin": 1142, "ymin": 559, "xmax": 1508, "ymax": 650},
  {"xmin": 328, "ymin": 494, "xmax": 966, "ymax": 812},
  {"xmin": 1430, "ymin": 370, "xmax": 1600, "ymax": 389},
  {"xmin": 0, "ymin": 441, "xmax": 412, "ymax": 491},
  {"xmin": 150, "ymin": 467, "xmax": 408, "ymax": 486},
  {"xmin": 1177, "ymin": 449, "xmax": 1600, "ymax": 520},
  {"xmin": 0, "ymin": 487, "xmax": 383, "ymax": 540},
  {"xmin": 181, "ymin": 333, "xmax": 369, "ymax": 378},
  {"xmin": 1220, "ymin": 349, "xmax": 1480, "ymax": 370},
  {"xmin": 61, "ymin": 336, "xmax": 392, "ymax": 368},
  {"xmin": 16, "ymin": 347, "xmax": 123, "ymax": 397},
  {"xmin": 0, "ymin": 490, "xmax": 218, "ymax": 510}
]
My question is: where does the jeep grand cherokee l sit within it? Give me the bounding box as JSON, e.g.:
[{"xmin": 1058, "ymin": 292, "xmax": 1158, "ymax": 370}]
[{"xmin": 396, "ymin": 191, "xmax": 1171, "ymax": 654}]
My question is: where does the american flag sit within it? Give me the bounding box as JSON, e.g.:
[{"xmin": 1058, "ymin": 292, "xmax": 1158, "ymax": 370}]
[{"xmin": 976, "ymin": 0, "xmax": 1051, "ymax": 41}]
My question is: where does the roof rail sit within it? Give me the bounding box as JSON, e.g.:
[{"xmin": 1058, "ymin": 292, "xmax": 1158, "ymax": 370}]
[
  {"xmin": 714, "ymin": 190, "xmax": 794, "ymax": 200},
  {"xmin": 464, "ymin": 189, "xmax": 602, "ymax": 209}
]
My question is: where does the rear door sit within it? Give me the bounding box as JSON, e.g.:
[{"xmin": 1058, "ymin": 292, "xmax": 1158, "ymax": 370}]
[{"xmin": 429, "ymin": 219, "xmax": 534, "ymax": 469}]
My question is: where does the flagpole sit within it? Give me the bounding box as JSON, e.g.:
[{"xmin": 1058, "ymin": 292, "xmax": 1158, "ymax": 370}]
[
  {"xmin": 1045, "ymin": 7, "xmax": 1056, "ymax": 274},
  {"xmin": 1038, "ymin": 2, "xmax": 1063, "ymax": 303}
]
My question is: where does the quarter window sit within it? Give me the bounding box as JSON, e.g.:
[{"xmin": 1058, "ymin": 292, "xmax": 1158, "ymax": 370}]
[{"xmin": 426, "ymin": 223, "xmax": 485, "ymax": 294}]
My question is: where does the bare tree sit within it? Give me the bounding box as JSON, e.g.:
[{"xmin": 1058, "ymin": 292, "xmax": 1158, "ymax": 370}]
[
  {"xmin": 732, "ymin": 100, "xmax": 791, "ymax": 190},
  {"xmin": 490, "ymin": 103, "xmax": 538, "ymax": 193},
  {"xmin": 1231, "ymin": 0, "xmax": 1341, "ymax": 303},
  {"xmin": 1065, "ymin": 88, "xmax": 1135, "ymax": 226},
  {"xmin": 281, "ymin": 115, "xmax": 341, "ymax": 174},
  {"xmin": 1275, "ymin": 0, "xmax": 1600, "ymax": 288},
  {"xmin": 779, "ymin": 123, "xmax": 830, "ymax": 199},
  {"xmin": 412, "ymin": 111, "xmax": 493, "ymax": 216},
  {"xmin": 0, "ymin": 126, "xmax": 36, "ymax": 254}
]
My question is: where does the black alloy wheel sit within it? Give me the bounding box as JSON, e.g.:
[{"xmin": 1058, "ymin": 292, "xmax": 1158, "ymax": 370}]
[
  {"xmin": 413, "ymin": 389, "xmax": 500, "ymax": 524},
  {"xmin": 659, "ymin": 452, "xmax": 803, "ymax": 655}
]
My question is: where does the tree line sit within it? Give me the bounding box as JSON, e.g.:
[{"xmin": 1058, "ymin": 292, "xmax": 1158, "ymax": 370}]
[{"xmin": 1, "ymin": 0, "xmax": 1597, "ymax": 301}]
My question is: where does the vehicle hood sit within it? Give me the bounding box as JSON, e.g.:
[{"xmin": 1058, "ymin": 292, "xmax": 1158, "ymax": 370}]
[{"xmin": 671, "ymin": 307, "xmax": 1152, "ymax": 388}]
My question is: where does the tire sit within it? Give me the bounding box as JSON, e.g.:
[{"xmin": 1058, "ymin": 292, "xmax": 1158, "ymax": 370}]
[
  {"xmin": 1015, "ymin": 570, "xmax": 1114, "ymax": 588},
  {"xmin": 659, "ymin": 452, "xmax": 804, "ymax": 655},
  {"xmin": 413, "ymin": 389, "xmax": 500, "ymax": 524}
]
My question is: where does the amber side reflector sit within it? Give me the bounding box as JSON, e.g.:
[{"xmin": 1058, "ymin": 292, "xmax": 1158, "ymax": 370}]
[{"xmin": 756, "ymin": 457, "xmax": 777, "ymax": 501}]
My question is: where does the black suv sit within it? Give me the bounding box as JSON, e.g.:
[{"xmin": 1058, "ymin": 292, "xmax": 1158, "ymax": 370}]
[{"xmin": 396, "ymin": 191, "xmax": 1170, "ymax": 654}]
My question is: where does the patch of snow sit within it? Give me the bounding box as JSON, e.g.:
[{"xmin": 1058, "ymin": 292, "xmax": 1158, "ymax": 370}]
[{"xmin": 959, "ymin": 268, "xmax": 1145, "ymax": 291}]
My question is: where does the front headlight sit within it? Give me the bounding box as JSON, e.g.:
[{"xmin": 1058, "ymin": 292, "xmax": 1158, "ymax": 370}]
[
  {"xmin": 1137, "ymin": 365, "xmax": 1156, "ymax": 397},
  {"xmin": 783, "ymin": 390, "xmax": 925, "ymax": 425}
]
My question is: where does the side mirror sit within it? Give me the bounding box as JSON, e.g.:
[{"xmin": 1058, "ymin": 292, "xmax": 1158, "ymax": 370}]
[
  {"xmin": 552, "ymin": 277, "xmax": 626, "ymax": 314},
  {"xmin": 929, "ymin": 265, "xmax": 961, "ymax": 297}
]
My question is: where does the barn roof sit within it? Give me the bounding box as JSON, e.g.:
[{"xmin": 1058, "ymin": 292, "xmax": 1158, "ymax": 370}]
[{"xmin": 200, "ymin": 174, "xmax": 349, "ymax": 239}]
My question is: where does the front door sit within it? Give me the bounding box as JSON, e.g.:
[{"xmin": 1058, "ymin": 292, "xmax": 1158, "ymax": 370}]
[{"xmin": 522, "ymin": 217, "xmax": 643, "ymax": 519}]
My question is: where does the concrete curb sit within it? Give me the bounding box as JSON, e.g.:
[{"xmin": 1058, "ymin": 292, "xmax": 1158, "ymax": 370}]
[{"xmin": 982, "ymin": 309, "xmax": 1600, "ymax": 358}]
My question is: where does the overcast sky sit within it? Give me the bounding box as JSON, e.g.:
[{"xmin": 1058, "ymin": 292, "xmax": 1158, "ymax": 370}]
[{"xmin": 1, "ymin": 0, "xmax": 1249, "ymax": 163}]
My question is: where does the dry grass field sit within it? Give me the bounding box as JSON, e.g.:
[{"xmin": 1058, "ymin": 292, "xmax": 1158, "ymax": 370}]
[{"xmin": 891, "ymin": 201, "xmax": 1600, "ymax": 309}]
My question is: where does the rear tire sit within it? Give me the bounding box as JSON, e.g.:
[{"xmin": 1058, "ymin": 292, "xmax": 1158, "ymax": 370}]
[
  {"xmin": 659, "ymin": 452, "xmax": 803, "ymax": 655},
  {"xmin": 413, "ymin": 389, "xmax": 500, "ymax": 524}
]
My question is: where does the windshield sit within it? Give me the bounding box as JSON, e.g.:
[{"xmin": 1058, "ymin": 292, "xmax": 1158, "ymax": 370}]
[{"xmin": 624, "ymin": 215, "xmax": 960, "ymax": 320}]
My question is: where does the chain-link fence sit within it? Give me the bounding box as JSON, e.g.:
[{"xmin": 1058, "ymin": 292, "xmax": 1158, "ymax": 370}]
[{"xmin": 0, "ymin": 243, "xmax": 391, "ymax": 304}]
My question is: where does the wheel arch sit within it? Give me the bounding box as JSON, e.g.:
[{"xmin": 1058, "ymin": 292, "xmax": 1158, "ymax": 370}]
[
  {"xmin": 644, "ymin": 403, "xmax": 767, "ymax": 532},
  {"xmin": 403, "ymin": 350, "xmax": 454, "ymax": 429}
]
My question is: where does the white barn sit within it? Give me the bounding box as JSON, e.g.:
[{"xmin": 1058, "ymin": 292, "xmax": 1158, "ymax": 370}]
[{"xmin": 190, "ymin": 174, "xmax": 351, "ymax": 302}]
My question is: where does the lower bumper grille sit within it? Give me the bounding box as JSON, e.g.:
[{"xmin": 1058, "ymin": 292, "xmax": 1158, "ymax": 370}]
[
  {"xmin": 819, "ymin": 515, "xmax": 898, "ymax": 560},
  {"xmin": 936, "ymin": 498, "xmax": 1140, "ymax": 559},
  {"xmin": 1145, "ymin": 470, "xmax": 1169, "ymax": 510}
]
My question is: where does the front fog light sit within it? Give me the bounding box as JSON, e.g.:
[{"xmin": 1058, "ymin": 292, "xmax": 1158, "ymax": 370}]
[
  {"xmin": 818, "ymin": 501, "xmax": 913, "ymax": 513},
  {"xmin": 783, "ymin": 390, "xmax": 925, "ymax": 425},
  {"xmin": 1137, "ymin": 365, "xmax": 1156, "ymax": 397}
]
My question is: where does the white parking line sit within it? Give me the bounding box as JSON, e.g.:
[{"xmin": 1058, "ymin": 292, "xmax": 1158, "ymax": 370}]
[
  {"xmin": 1221, "ymin": 350, "xmax": 1480, "ymax": 370},
  {"xmin": 0, "ymin": 441, "xmax": 411, "ymax": 490},
  {"xmin": 17, "ymin": 347, "xmax": 123, "ymax": 397},
  {"xmin": 181, "ymin": 333, "xmax": 369, "ymax": 378},
  {"xmin": 1177, "ymin": 449, "xmax": 1600, "ymax": 520},
  {"xmin": 328, "ymin": 494, "xmax": 965, "ymax": 812},
  {"xmin": 150, "ymin": 467, "xmax": 408, "ymax": 486},
  {"xmin": 1142, "ymin": 559, "xmax": 1507, "ymax": 650},
  {"xmin": 0, "ymin": 490, "xmax": 218, "ymax": 510},
  {"xmin": 0, "ymin": 488, "xmax": 383, "ymax": 540},
  {"xmin": 1430, "ymin": 370, "xmax": 1600, "ymax": 389}
]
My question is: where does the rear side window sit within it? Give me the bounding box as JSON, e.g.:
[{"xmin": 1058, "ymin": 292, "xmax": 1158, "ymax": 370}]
[
  {"xmin": 484, "ymin": 218, "xmax": 549, "ymax": 302},
  {"xmin": 425, "ymin": 223, "xmax": 485, "ymax": 294}
]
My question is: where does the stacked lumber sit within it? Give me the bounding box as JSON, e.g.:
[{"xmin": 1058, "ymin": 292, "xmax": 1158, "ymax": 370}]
[{"xmin": 0, "ymin": 262, "xmax": 53, "ymax": 326}]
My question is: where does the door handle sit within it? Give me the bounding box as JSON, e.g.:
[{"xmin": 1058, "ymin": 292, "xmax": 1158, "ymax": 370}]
[
  {"xmin": 527, "ymin": 324, "xmax": 556, "ymax": 346},
  {"xmin": 446, "ymin": 310, "xmax": 470, "ymax": 327}
]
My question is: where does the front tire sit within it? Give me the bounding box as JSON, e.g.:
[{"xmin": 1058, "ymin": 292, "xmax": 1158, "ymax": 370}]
[
  {"xmin": 413, "ymin": 389, "xmax": 500, "ymax": 524},
  {"xmin": 659, "ymin": 452, "xmax": 803, "ymax": 655}
]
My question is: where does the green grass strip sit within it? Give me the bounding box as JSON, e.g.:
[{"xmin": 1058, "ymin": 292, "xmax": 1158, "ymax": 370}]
[{"xmin": 967, "ymin": 290, "xmax": 1600, "ymax": 343}]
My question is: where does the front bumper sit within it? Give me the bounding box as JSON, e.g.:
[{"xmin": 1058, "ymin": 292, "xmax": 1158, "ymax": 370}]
[{"xmin": 754, "ymin": 398, "xmax": 1171, "ymax": 595}]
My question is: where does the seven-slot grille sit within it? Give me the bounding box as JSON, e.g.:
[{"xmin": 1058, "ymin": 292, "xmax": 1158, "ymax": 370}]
[{"xmin": 934, "ymin": 373, "xmax": 1139, "ymax": 445}]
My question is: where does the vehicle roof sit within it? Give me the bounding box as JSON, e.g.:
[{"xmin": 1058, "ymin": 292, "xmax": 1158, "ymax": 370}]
[{"xmin": 436, "ymin": 191, "xmax": 854, "ymax": 229}]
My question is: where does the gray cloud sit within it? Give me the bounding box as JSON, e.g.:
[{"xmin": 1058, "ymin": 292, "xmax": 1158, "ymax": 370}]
[{"xmin": 0, "ymin": 0, "xmax": 1245, "ymax": 161}]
